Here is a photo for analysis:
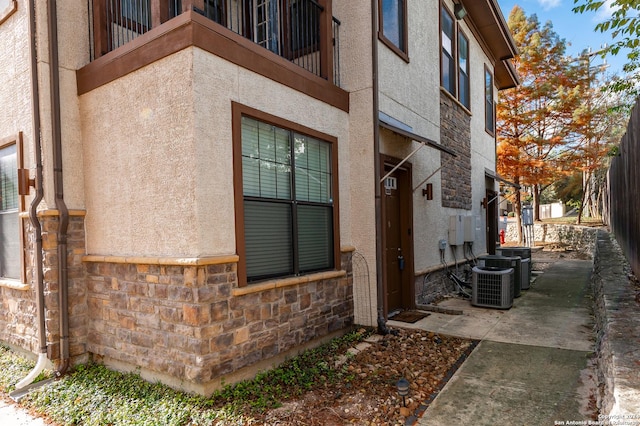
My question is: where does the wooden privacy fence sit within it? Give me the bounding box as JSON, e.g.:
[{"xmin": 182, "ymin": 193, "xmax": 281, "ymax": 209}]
[{"xmin": 608, "ymin": 97, "xmax": 640, "ymax": 277}]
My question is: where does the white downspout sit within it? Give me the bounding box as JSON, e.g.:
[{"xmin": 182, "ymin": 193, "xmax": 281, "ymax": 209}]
[{"xmin": 15, "ymin": 353, "xmax": 48, "ymax": 390}]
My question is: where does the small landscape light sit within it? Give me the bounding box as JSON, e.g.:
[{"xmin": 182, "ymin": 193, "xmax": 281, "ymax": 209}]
[{"xmin": 396, "ymin": 377, "xmax": 409, "ymax": 407}]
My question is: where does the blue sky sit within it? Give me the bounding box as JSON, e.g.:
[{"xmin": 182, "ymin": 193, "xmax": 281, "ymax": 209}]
[{"xmin": 496, "ymin": 0, "xmax": 627, "ymax": 76}]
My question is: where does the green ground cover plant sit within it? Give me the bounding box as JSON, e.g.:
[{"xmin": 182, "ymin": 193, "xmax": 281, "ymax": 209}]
[{"xmin": 0, "ymin": 329, "xmax": 368, "ymax": 425}]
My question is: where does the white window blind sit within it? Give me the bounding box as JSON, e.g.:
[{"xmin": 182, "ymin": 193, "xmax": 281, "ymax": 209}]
[{"xmin": 241, "ymin": 116, "xmax": 334, "ymax": 281}]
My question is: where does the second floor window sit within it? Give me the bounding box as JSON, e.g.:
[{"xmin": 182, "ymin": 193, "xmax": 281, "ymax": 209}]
[
  {"xmin": 441, "ymin": 7, "xmax": 455, "ymax": 94},
  {"xmin": 380, "ymin": 0, "xmax": 408, "ymax": 58},
  {"xmin": 441, "ymin": 5, "xmax": 470, "ymax": 109},
  {"xmin": 485, "ymin": 67, "xmax": 495, "ymax": 134},
  {"xmin": 458, "ymin": 31, "xmax": 470, "ymax": 109}
]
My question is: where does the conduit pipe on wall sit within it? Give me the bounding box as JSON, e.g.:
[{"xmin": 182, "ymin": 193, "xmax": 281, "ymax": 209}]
[
  {"xmin": 47, "ymin": 0, "xmax": 71, "ymax": 376},
  {"xmin": 15, "ymin": 0, "xmax": 48, "ymax": 390},
  {"xmin": 371, "ymin": 0, "xmax": 391, "ymax": 334}
]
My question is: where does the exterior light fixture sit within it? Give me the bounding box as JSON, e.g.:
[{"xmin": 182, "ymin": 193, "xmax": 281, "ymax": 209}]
[
  {"xmin": 454, "ymin": 3, "xmax": 467, "ymax": 20},
  {"xmin": 397, "ymin": 377, "xmax": 409, "ymax": 407},
  {"xmin": 422, "ymin": 183, "xmax": 433, "ymax": 200}
]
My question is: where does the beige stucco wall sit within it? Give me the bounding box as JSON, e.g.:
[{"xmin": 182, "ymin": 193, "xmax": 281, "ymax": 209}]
[
  {"xmin": 376, "ymin": 0, "xmax": 501, "ymax": 275},
  {"xmin": 25, "ymin": 0, "xmax": 88, "ymax": 211},
  {"xmin": 0, "ymin": 1, "xmax": 87, "ymax": 214},
  {"xmin": 0, "ymin": 2, "xmax": 32, "ymax": 162},
  {"xmin": 80, "ymin": 47, "xmax": 350, "ymax": 258},
  {"xmin": 80, "ymin": 49, "xmax": 199, "ymax": 257},
  {"xmin": 377, "ymin": 0, "xmax": 441, "ymax": 140},
  {"xmin": 333, "ymin": 2, "xmax": 378, "ymax": 326}
]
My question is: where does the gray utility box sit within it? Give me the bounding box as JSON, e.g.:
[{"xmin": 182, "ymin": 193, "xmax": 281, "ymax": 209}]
[
  {"xmin": 496, "ymin": 247, "xmax": 532, "ymax": 290},
  {"xmin": 478, "ymin": 255, "xmax": 522, "ymax": 297},
  {"xmin": 472, "ymin": 266, "xmax": 514, "ymax": 309}
]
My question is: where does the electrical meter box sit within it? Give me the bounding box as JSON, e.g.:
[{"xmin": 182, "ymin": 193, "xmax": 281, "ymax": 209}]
[
  {"xmin": 522, "ymin": 206, "xmax": 534, "ymax": 226},
  {"xmin": 464, "ymin": 215, "xmax": 479, "ymax": 243},
  {"xmin": 448, "ymin": 215, "xmax": 465, "ymax": 246}
]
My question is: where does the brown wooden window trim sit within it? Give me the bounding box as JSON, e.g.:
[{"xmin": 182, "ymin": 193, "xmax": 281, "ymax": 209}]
[
  {"xmin": 0, "ymin": 132, "xmax": 26, "ymax": 284},
  {"xmin": 378, "ymin": 0, "xmax": 409, "ymax": 63},
  {"xmin": 440, "ymin": 3, "xmax": 456, "ymax": 97},
  {"xmin": 440, "ymin": 86, "xmax": 471, "ymax": 117},
  {"xmin": 440, "ymin": 2, "xmax": 471, "ymax": 110},
  {"xmin": 0, "ymin": 0, "xmax": 17, "ymax": 26},
  {"xmin": 484, "ymin": 64, "xmax": 496, "ymax": 137},
  {"xmin": 232, "ymin": 101, "xmax": 341, "ymax": 287}
]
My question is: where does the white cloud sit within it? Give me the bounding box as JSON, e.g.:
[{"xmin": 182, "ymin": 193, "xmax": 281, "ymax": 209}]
[
  {"xmin": 595, "ymin": 0, "xmax": 618, "ymax": 21},
  {"xmin": 537, "ymin": 0, "xmax": 561, "ymax": 10}
]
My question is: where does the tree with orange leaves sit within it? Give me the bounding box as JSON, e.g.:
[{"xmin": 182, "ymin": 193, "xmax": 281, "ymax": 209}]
[
  {"xmin": 568, "ymin": 56, "xmax": 627, "ymax": 223},
  {"xmin": 497, "ymin": 6, "xmax": 588, "ymax": 241}
]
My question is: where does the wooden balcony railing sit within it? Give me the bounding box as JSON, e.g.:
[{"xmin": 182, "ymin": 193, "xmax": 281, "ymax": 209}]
[{"xmin": 89, "ymin": 0, "xmax": 340, "ymax": 85}]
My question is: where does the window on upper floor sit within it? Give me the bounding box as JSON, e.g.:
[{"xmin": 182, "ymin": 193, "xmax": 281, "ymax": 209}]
[
  {"xmin": 235, "ymin": 107, "xmax": 337, "ymax": 284},
  {"xmin": 379, "ymin": 0, "xmax": 408, "ymax": 61},
  {"xmin": 0, "ymin": 142, "xmax": 20, "ymax": 280},
  {"xmin": 441, "ymin": 7, "xmax": 455, "ymax": 95},
  {"xmin": 458, "ymin": 31, "xmax": 470, "ymax": 109},
  {"xmin": 441, "ymin": 4, "xmax": 470, "ymax": 109},
  {"xmin": 485, "ymin": 66, "xmax": 495, "ymax": 135}
]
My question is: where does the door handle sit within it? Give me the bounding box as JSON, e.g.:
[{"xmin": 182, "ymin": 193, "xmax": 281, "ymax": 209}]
[{"xmin": 398, "ymin": 255, "xmax": 405, "ymax": 271}]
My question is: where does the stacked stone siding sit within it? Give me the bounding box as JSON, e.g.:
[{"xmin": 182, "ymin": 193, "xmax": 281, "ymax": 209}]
[
  {"xmin": 0, "ymin": 217, "xmax": 38, "ymax": 353},
  {"xmin": 440, "ymin": 93, "xmax": 472, "ymax": 210},
  {"xmin": 39, "ymin": 213, "xmax": 88, "ymax": 365},
  {"xmin": 0, "ymin": 284, "xmax": 38, "ymax": 351},
  {"xmin": 85, "ymin": 252, "xmax": 353, "ymax": 389},
  {"xmin": 0, "ymin": 212, "xmax": 87, "ymax": 365}
]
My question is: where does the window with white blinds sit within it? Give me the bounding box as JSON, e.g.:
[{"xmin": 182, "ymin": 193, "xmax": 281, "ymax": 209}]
[
  {"xmin": 0, "ymin": 144, "xmax": 19, "ymax": 280},
  {"xmin": 241, "ymin": 116, "xmax": 334, "ymax": 282}
]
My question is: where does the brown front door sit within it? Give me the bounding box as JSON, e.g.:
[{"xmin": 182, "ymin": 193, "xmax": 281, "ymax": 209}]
[
  {"xmin": 486, "ymin": 188, "xmax": 498, "ymax": 254},
  {"xmin": 382, "ymin": 158, "xmax": 414, "ymax": 315}
]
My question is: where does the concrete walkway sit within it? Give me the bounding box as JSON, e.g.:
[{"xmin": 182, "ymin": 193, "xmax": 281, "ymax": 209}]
[
  {"xmin": 0, "ymin": 399, "xmax": 46, "ymax": 426},
  {"xmin": 389, "ymin": 258, "xmax": 597, "ymax": 425}
]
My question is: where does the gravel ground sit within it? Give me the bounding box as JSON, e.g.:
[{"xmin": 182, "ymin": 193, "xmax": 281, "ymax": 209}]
[
  {"xmin": 255, "ymin": 245, "xmax": 593, "ymax": 425},
  {"xmin": 259, "ymin": 329, "xmax": 476, "ymax": 425}
]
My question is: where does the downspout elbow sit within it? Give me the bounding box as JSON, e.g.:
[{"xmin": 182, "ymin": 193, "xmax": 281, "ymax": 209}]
[{"xmin": 15, "ymin": 353, "xmax": 48, "ymax": 390}]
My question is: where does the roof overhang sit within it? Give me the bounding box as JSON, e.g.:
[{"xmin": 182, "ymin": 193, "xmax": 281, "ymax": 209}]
[
  {"xmin": 485, "ymin": 168, "xmax": 520, "ymax": 189},
  {"xmin": 379, "ymin": 117, "xmax": 457, "ymax": 157},
  {"xmin": 461, "ymin": 0, "xmax": 520, "ymax": 89}
]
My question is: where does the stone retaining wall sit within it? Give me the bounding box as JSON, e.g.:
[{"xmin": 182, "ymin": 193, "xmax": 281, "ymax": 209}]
[
  {"xmin": 591, "ymin": 231, "xmax": 640, "ymax": 415},
  {"xmin": 505, "ymin": 222, "xmax": 599, "ymax": 253}
]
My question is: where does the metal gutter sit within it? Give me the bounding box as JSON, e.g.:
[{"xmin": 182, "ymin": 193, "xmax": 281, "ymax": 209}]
[
  {"xmin": 47, "ymin": 0, "xmax": 70, "ymax": 376},
  {"xmin": 13, "ymin": 0, "xmax": 47, "ymax": 393},
  {"xmin": 371, "ymin": 0, "xmax": 393, "ymax": 333}
]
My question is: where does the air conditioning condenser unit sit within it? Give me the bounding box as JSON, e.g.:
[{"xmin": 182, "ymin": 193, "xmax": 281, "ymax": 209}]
[{"xmin": 472, "ymin": 266, "xmax": 514, "ymax": 309}]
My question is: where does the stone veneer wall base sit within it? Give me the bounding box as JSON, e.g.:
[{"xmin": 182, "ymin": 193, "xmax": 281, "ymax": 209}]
[
  {"xmin": 94, "ymin": 329, "xmax": 345, "ymax": 396},
  {"xmin": 85, "ymin": 251, "xmax": 354, "ymax": 395}
]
